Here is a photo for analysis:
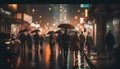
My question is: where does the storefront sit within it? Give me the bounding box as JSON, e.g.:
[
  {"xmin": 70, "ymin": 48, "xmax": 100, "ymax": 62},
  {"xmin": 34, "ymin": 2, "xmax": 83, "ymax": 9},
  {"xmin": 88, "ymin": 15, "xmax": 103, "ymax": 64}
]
[
  {"xmin": 0, "ymin": 7, "xmax": 15, "ymax": 33},
  {"xmin": 83, "ymin": 19, "xmax": 96, "ymax": 47}
]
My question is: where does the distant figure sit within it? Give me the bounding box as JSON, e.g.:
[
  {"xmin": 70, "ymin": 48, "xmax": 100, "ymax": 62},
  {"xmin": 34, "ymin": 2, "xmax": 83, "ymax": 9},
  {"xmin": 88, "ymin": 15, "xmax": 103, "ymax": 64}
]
[
  {"xmin": 61, "ymin": 29, "xmax": 71, "ymax": 63},
  {"xmin": 26, "ymin": 33, "xmax": 33, "ymax": 52},
  {"xmin": 105, "ymin": 30, "xmax": 115, "ymax": 57},
  {"xmin": 70, "ymin": 32, "xmax": 80, "ymax": 64},
  {"xmin": 49, "ymin": 33, "xmax": 56, "ymax": 53},
  {"xmin": 79, "ymin": 31, "xmax": 85, "ymax": 53},
  {"xmin": 19, "ymin": 32, "xmax": 26, "ymax": 51},
  {"xmin": 86, "ymin": 32, "xmax": 93, "ymax": 56},
  {"xmin": 33, "ymin": 32, "xmax": 40, "ymax": 51}
]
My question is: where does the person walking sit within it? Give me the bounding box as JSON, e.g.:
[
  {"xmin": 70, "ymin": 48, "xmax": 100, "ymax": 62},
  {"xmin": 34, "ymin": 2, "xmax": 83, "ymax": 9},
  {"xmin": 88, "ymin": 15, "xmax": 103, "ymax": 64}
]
[
  {"xmin": 19, "ymin": 32, "xmax": 27, "ymax": 51},
  {"xmin": 39, "ymin": 34, "xmax": 44, "ymax": 53},
  {"xmin": 86, "ymin": 32, "xmax": 93, "ymax": 57},
  {"xmin": 70, "ymin": 32, "xmax": 80, "ymax": 66},
  {"xmin": 105, "ymin": 30, "xmax": 115, "ymax": 57},
  {"xmin": 49, "ymin": 33, "xmax": 56, "ymax": 53},
  {"xmin": 79, "ymin": 31, "xmax": 85, "ymax": 53},
  {"xmin": 39, "ymin": 35, "xmax": 44, "ymax": 48},
  {"xmin": 33, "ymin": 32, "xmax": 40, "ymax": 51},
  {"xmin": 61, "ymin": 29, "xmax": 71, "ymax": 63},
  {"xmin": 56, "ymin": 30, "xmax": 63, "ymax": 54},
  {"xmin": 26, "ymin": 33, "xmax": 33, "ymax": 52}
]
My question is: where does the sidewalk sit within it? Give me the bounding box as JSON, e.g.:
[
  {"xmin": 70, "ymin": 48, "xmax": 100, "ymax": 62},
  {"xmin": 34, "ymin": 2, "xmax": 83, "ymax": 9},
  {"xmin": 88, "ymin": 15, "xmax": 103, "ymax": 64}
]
[{"xmin": 89, "ymin": 52, "xmax": 115, "ymax": 69}]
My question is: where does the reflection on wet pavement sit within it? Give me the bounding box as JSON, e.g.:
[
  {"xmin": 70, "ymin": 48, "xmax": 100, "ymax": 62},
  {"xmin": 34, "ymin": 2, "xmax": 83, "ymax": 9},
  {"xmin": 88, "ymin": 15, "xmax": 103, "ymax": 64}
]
[{"xmin": 0, "ymin": 43, "xmax": 90, "ymax": 69}]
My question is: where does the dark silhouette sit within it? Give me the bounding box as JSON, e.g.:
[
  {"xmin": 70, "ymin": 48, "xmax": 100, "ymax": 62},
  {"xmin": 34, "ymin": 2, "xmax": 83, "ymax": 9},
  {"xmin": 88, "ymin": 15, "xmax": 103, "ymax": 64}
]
[
  {"xmin": 39, "ymin": 35, "xmax": 44, "ymax": 48},
  {"xmin": 79, "ymin": 31, "xmax": 85, "ymax": 53},
  {"xmin": 49, "ymin": 33, "xmax": 56, "ymax": 53},
  {"xmin": 105, "ymin": 30, "xmax": 115, "ymax": 57},
  {"xmin": 70, "ymin": 32, "xmax": 80, "ymax": 61},
  {"xmin": 19, "ymin": 32, "xmax": 26, "ymax": 51},
  {"xmin": 86, "ymin": 32, "xmax": 93, "ymax": 57},
  {"xmin": 56, "ymin": 30, "xmax": 63, "ymax": 54},
  {"xmin": 33, "ymin": 32, "xmax": 40, "ymax": 51},
  {"xmin": 39, "ymin": 35, "xmax": 44, "ymax": 54},
  {"xmin": 61, "ymin": 29, "xmax": 71, "ymax": 63},
  {"xmin": 26, "ymin": 33, "xmax": 33, "ymax": 52}
]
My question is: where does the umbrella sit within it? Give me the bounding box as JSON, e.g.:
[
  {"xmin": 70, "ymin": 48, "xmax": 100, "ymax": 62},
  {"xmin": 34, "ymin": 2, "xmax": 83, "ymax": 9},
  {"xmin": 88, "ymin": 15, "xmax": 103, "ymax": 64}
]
[
  {"xmin": 19, "ymin": 29, "xmax": 29, "ymax": 33},
  {"xmin": 58, "ymin": 23, "xmax": 75, "ymax": 29},
  {"xmin": 31, "ymin": 30, "xmax": 40, "ymax": 33},
  {"xmin": 47, "ymin": 31, "xmax": 55, "ymax": 34},
  {"xmin": 55, "ymin": 30, "xmax": 62, "ymax": 34}
]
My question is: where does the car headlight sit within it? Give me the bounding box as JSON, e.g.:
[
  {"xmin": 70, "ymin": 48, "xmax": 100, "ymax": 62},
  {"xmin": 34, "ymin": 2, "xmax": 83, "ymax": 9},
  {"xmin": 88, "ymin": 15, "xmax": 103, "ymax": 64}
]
[{"xmin": 5, "ymin": 41, "xmax": 11, "ymax": 44}]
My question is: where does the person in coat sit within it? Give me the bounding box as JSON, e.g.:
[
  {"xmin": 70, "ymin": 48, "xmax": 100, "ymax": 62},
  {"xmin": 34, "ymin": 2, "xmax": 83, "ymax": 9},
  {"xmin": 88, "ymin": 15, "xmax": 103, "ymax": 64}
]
[
  {"xmin": 56, "ymin": 30, "xmax": 63, "ymax": 54},
  {"xmin": 61, "ymin": 29, "xmax": 71, "ymax": 63},
  {"xmin": 70, "ymin": 32, "xmax": 80, "ymax": 65},
  {"xmin": 49, "ymin": 33, "xmax": 56, "ymax": 53},
  {"xmin": 79, "ymin": 31, "xmax": 85, "ymax": 53},
  {"xmin": 33, "ymin": 32, "xmax": 40, "ymax": 51},
  {"xmin": 26, "ymin": 33, "xmax": 33, "ymax": 52},
  {"xmin": 19, "ymin": 32, "xmax": 27, "ymax": 51},
  {"xmin": 86, "ymin": 32, "xmax": 93, "ymax": 57},
  {"xmin": 105, "ymin": 30, "xmax": 115, "ymax": 57}
]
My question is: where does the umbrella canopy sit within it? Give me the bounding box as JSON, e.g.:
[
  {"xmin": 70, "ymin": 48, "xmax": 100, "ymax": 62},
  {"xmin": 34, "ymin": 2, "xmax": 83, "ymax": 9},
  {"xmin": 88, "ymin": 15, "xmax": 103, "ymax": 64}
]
[
  {"xmin": 47, "ymin": 31, "xmax": 55, "ymax": 34},
  {"xmin": 19, "ymin": 29, "xmax": 29, "ymax": 33},
  {"xmin": 31, "ymin": 30, "xmax": 40, "ymax": 33},
  {"xmin": 55, "ymin": 30, "xmax": 62, "ymax": 34},
  {"xmin": 58, "ymin": 23, "xmax": 75, "ymax": 29}
]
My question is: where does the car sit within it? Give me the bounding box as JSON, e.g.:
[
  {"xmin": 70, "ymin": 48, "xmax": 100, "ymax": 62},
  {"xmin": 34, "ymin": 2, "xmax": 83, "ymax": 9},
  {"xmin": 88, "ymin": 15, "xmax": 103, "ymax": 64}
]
[{"xmin": 0, "ymin": 32, "xmax": 20, "ymax": 56}]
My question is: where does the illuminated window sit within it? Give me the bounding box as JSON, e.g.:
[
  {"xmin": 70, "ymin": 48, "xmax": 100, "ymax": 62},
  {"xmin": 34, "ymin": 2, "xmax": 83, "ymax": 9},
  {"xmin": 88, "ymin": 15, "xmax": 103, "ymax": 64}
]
[
  {"xmin": 8, "ymin": 4, "xmax": 17, "ymax": 11},
  {"xmin": 85, "ymin": 9, "xmax": 88, "ymax": 17},
  {"xmin": 80, "ymin": 17, "xmax": 84, "ymax": 24},
  {"xmin": 16, "ymin": 13, "xmax": 22, "ymax": 20}
]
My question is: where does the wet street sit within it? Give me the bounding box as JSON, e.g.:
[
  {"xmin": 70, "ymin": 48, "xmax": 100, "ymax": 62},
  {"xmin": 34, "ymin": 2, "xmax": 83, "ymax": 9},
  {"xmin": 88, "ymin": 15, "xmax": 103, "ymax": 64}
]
[{"xmin": 0, "ymin": 42, "xmax": 90, "ymax": 69}]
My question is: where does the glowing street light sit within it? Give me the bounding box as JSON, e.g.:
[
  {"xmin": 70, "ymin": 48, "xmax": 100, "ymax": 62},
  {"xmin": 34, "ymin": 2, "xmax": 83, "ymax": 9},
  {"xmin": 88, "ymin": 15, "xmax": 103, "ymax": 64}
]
[
  {"xmin": 32, "ymin": 9, "xmax": 35, "ymax": 13},
  {"xmin": 77, "ymin": 10, "xmax": 80, "ymax": 13},
  {"xmin": 80, "ymin": 17, "xmax": 84, "ymax": 24},
  {"xmin": 39, "ymin": 16, "xmax": 42, "ymax": 19},
  {"xmin": 49, "ymin": 7, "xmax": 51, "ymax": 11},
  {"xmin": 75, "ymin": 16, "xmax": 78, "ymax": 19}
]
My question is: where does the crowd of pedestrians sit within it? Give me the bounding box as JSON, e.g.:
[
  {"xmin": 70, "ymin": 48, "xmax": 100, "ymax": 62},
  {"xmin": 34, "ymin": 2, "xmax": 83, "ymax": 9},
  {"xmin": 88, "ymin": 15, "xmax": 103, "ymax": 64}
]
[
  {"xmin": 18, "ymin": 29, "xmax": 116, "ymax": 65},
  {"xmin": 18, "ymin": 29, "xmax": 94, "ymax": 57},
  {"xmin": 18, "ymin": 31, "xmax": 44, "ymax": 52},
  {"xmin": 16, "ymin": 28, "xmax": 118, "ymax": 69}
]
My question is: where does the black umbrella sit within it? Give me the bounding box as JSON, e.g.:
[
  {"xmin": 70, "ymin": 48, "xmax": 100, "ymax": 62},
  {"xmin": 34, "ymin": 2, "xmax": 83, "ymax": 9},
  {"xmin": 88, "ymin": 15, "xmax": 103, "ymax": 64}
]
[
  {"xmin": 19, "ymin": 29, "xmax": 29, "ymax": 33},
  {"xmin": 47, "ymin": 31, "xmax": 55, "ymax": 34},
  {"xmin": 31, "ymin": 30, "xmax": 40, "ymax": 33},
  {"xmin": 55, "ymin": 30, "xmax": 62, "ymax": 34},
  {"xmin": 58, "ymin": 23, "xmax": 75, "ymax": 29}
]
